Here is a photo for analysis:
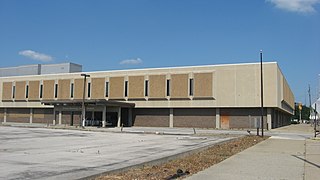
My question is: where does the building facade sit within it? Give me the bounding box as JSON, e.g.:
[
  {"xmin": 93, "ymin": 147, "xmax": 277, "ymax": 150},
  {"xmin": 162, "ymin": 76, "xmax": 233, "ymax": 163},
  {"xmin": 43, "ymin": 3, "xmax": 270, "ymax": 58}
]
[{"xmin": 0, "ymin": 62, "xmax": 294, "ymax": 129}]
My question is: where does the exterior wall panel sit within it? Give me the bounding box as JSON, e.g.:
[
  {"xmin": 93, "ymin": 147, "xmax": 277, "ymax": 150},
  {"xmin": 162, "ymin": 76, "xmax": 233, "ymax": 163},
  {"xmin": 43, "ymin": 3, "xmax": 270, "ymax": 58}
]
[
  {"xmin": 2, "ymin": 82, "xmax": 13, "ymax": 101},
  {"xmin": 109, "ymin": 77, "xmax": 125, "ymax": 99},
  {"xmin": 194, "ymin": 73, "xmax": 213, "ymax": 98},
  {"xmin": 283, "ymin": 78, "xmax": 294, "ymax": 108},
  {"xmin": 6, "ymin": 108, "xmax": 29, "ymax": 123},
  {"xmin": 28, "ymin": 81, "xmax": 40, "ymax": 101},
  {"xmin": 128, "ymin": 76, "xmax": 144, "ymax": 99},
  {"xmin": 221, "ymin": 108, "xmax": 267, "ymax": 129},
  {"xmin": 0, "ymin": 108, "xmax": 4, "ymax": 122},
  {"xmin": 173, "ymin": 108, "xmax": 216, "ymax": 128},
  {"xmin": 15, "ymin": 81, "xmax": 26, "ymax": 101},
  {"xmin": 74, "ymin": 79, "xmax": 84, "ymax": 100},
  {"xmin": 171, "ymin": 74, "xmax": 189, "ymax": 99},
  {"xmin": 91, "ymin": 78, "xmax": 105, "ymax": 99},
  {"xmin": 33, "ymin": 108, "xmax": 53, "ymax": 124},
  {"xmin": 133, "ymin": 108, "xmax": 169, "ymax": 127},
  {"xmin": 149, "ymin": 75, "xmax": 166, "ymax": 99},
  {"xmin": 43, "ymin": 80, "xmax": 55, "ymax": 100},
  {"xmin": 58, "ymin": 79, "xmax": 71, "ymax": 100}
]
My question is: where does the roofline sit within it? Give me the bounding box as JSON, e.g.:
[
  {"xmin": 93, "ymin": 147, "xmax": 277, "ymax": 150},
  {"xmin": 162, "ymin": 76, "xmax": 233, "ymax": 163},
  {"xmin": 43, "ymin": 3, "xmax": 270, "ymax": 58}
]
[{"xmin": 0, "ymin": 61, "xmax": 277, "ymax": 79}]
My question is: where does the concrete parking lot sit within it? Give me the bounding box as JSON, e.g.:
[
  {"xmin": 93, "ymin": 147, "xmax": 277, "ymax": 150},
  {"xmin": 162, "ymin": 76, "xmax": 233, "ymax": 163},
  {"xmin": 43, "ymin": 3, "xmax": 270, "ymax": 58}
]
[{"xmin": 0, "ymin": 126, "xmax": 237, "ymax": 180}]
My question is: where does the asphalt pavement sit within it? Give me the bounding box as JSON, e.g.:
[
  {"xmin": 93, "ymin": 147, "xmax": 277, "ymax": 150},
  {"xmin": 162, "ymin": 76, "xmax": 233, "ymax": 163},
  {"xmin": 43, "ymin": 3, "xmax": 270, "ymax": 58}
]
[{"xmin": 0, "ymin": 126, "xmax": 238, "ymax": 180}]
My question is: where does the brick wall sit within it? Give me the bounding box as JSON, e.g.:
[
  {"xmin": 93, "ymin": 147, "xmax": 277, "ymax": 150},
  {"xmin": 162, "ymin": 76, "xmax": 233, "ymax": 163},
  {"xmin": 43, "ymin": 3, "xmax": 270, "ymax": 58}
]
[{"xmin": 173, "ymin": 108, "xmax": 216, "ymax": 128}]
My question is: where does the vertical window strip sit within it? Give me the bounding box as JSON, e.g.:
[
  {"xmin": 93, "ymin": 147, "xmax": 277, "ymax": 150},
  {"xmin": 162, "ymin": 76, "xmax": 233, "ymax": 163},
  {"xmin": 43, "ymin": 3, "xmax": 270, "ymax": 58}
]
[
  {"xmin": 70, "ymin": 83, "xmax": 74, "ymax": 98},
  {"xmin": 166, "ymin": 79, "xmax": 170, "ymax": 96},
  {"xmin": 12, "ymin": 85, "xmax": 15, "ymax": 99},
  {"xmin": 124, "ymin": 81, "xmax": 128, "ymax": 97},
  {"xmin": 87, "ymin": 82, "xmax": 91, "ymax": 98},
  {"xmin": 145, "ymin": 80, "xmax": 149, "ymax": 97},
  {"xmin": 40, "ymin": 84, "xmax": 43, "ymax": 98},
  {"xmin": 26, "ymin": 85, "xmax": 29, "ymax": 98},
  {"xmin": 105, "ymin": 81, "xmax": 109, "ymax": 97},
  {"xmin": 54, "ymin": 84, "xmax": 58, "ymax": 98},
  {"xmin": 189, "ymin": 78, "xmax": 194, "ymax": 96}
]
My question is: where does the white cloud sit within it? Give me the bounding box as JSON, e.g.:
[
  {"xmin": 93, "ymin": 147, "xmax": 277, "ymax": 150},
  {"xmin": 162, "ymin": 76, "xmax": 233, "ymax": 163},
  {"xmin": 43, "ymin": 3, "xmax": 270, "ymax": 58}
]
[
  {"xmin": 119, "ymin": 58, "xmax": 143, "ymax": 65},
  {"xmin": 267, "ymin": 0, "xmax": 320, "ymax": 13},
  {"xmin": 18, "ymin": 50, "xmax": 53, "ymax": 62}
]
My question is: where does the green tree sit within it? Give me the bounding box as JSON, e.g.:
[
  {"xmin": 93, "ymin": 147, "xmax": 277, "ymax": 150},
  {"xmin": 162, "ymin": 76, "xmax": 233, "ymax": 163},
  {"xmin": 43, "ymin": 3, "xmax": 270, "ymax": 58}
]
[{"xmin": 293, "ymin": 103, "xmax": 310, "ymax": 120}]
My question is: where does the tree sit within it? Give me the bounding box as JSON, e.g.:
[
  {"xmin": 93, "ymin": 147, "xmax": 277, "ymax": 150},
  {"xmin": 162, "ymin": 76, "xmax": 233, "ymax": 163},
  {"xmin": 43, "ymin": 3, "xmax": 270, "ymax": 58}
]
[{"xmin": 293, "ymin": 103, "xmax": 310, "ymax": 120}]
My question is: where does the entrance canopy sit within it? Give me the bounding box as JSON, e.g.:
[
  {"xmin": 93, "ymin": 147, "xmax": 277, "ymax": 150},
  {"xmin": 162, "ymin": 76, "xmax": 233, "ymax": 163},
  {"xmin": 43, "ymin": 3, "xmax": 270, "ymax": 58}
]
[
  {"xmin": 41, "ymin": 99, "xmax": 135, "ymax": 109},
  {"xmin": 41, "ymin": 99, "xmax": 135, "ymax": 127}
]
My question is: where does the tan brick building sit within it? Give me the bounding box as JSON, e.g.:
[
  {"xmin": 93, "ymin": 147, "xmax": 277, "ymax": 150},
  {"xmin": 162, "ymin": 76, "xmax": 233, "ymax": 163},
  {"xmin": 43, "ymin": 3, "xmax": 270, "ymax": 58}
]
[{"xmin": 0, "ymin": 62, "xmax": 294, "ymax": 129}]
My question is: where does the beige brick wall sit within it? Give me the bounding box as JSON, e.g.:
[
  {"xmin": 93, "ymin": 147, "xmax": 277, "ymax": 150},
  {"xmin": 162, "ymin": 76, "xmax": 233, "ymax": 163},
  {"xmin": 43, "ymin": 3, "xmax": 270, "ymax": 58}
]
[
  {"xmin": 149, "ymin": 75, "xmax": 166, "ymax": 99},
  {"xmin": 28, "ymin": 81, "xmax": 40, "ymax": 101},
  {"xmin": 109, "ymin": 77, "xmax": 124, "ymax": 99},
  {"xmin": 128, "ymin": 76, "xmax": 144, "ymax": 99},
  {"xmin": 74, "ymin": 79, "xmax": 84, "ymax": 100},
  {"xmin": 43, "ymin": 80, "xmax": 55, "ymax": 100},
  {"xmin": 91, "ymin": 78, "xmax": 105, "ymax": 99},
  {"xmin": 194, "ymin": 73, "xmax": 213, "ymax": 98},
  {"xmin": 15, "ymin": 81, "xmax": 26, "ymax": 101},
  {"xmin": 2, "ymin": 82, "xmax": 13, "ymax": 101},
  {"xmin": 171, "ymin": 74, "xmax": 189, "ymax": 99},
  {"xmin": 58, "ymin": 79, "xmax": 71, "ymax": 100}
]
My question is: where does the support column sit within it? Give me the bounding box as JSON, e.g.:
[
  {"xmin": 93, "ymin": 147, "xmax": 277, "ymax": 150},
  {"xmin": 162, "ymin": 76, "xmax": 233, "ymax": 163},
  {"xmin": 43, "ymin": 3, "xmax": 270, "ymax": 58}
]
[
  {"xmin": 4, "ymin": 108, "xmax": 7, "ymax": 123},
  {"xmin": 216, "ymin": 108, "xmax": 220, "ymax": 129},
  {"xmin": 102, "ymin": 106, "xmax": 106, "ymax": 127},
  {"xmin": 58, "ymin": 111, "xmax": 62, "ymax": 125},
  {"xmin": 52, "ymin": 111, "xmax": 56, "ymax": 125},
  {"xmin": 29, "ymin": 108, "xmax": 33, "ymax": 124},
  {"xmin": 267, "ymin": 108, "xmax": 272, "ymax": 130},
  {"xmin": 169, "ymin": 108, "xmax": 173, "ymax": 128},
  {"xmin": 128, "ymin": 108, "xmax": 133, "ymax": 127},
  {"xmin": 117, "ymin": 107, "xmax": 121, "ymax": 127}
]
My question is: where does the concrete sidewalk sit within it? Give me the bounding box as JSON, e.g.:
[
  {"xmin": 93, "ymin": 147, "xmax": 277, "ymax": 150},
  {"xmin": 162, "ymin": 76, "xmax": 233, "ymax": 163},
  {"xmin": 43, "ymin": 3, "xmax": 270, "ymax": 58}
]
[{"xmin": 186, "ymin": 124, "xmax": 320, "ymax": 180}]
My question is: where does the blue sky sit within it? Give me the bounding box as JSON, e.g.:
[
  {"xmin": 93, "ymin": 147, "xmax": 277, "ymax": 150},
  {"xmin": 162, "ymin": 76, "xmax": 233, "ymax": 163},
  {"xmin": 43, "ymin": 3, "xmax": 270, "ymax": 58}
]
[{"xmin": 0, "ymin": 0, "xmax": 319, "ymax": 104}]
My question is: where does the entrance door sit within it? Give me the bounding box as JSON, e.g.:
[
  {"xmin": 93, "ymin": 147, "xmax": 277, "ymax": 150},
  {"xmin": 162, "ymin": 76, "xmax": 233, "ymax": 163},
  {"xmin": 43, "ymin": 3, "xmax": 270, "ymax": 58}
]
[{"xmin": 221, "ymin": 116, "xmax": 229, "ymax": 129}]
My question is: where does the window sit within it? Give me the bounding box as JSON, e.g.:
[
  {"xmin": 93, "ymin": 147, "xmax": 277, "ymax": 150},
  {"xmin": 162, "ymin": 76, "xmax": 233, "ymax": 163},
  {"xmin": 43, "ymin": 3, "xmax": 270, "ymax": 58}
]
[
  {"xmin": 12, "ymin": 85, "xmax": 15, "ymax": 99},
  {"xmin": 87, "ymin": 82, "xmax": 91, "ymax": 98},
  {"xmin": 124, "ymin": 81, "xmax": 128, "ymax": 97},
  {"xmin": 189, "ymin": 78, "xmax": 194, "ymax": 96},
  {"xmin": 166, "ymin": 79, "xmax": 170, "ymax": 96},
  {"xmin": 70, "ymin": 83, "xmax": 74, "ymax": 98},
  {"xmin": 40, "ymin": 84, "xmax": 43, "ymax": 98},
  {"xmin": 26, "ymin": 85, "xmax": 29, "ymax": 98},
  {"xmin": 145, "ymin": 80, "xmax": 149, "ymax": 97},
  {"xmin": 54, "ymin": 84, "xmax": 58, "ymax": 98},
  {"xmin": 105, "ymin": 81, "xmax": 109, "ymax": 97}
]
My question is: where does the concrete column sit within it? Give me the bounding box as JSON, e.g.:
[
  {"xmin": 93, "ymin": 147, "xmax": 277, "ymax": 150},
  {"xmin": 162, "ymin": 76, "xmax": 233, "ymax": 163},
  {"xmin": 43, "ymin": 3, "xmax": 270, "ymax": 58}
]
[
  {"xmin": 128, "ymin": 108, "xmax": 133, "ymax": 127},
  {"xmin": 58, "ymin": 111, "xmax": 62, "ymax": 125},
  {"xmin": 29, "ymin": 108, "xmax": 33, "ymax": 124},
  {"xmin": 169, "ymin": 108, "xmax": 173, "ymax": 128},
  {"xmin": 117, "ymin": 107, "xmax": 121, "ymax": 127},
  {"xmin": 216, "ymin": 108, "xmax": 220, "ymax": 129},
  {"xmin": 52, "ymin": 111, "xmax": 56, "ymax": 125},
  {"xmin": 4, "ymin": 108, "xmax": 7, "ymax": 123},
  {"xmin": 102, "ymin": 106, "xmax": 106, "ymax": 127},
  {"xmin": 267, "ymin": 108, "xmax": 272, "ymax": 130}
]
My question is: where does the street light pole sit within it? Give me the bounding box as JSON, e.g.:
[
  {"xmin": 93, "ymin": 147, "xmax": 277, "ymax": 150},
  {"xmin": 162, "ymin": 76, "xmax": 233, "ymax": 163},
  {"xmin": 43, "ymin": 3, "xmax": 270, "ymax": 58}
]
[
  {"xmin": 81, "ymin": 73, "xmax": 90, "ymax": 128},
  {"xmin": 260, "ymin": 50, "xmax": 264, "ymax": 137}
]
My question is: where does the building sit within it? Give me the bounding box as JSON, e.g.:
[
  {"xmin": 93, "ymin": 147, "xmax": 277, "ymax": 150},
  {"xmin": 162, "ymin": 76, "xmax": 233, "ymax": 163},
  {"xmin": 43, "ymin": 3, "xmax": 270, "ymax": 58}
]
[
  {"xmin": 0, "ymin": 62, "xmax": 294, "ymax": 129},
  {"xmin": 0, "ymin": 62, "xmax": 82, "ymax": 77}
]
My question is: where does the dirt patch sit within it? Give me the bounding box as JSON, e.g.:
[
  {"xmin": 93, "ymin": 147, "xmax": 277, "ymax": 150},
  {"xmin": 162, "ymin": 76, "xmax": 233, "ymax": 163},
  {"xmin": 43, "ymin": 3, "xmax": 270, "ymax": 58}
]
[{"xmin": 95, "ymin": 135, "xmax": 268, "ymax": 180}]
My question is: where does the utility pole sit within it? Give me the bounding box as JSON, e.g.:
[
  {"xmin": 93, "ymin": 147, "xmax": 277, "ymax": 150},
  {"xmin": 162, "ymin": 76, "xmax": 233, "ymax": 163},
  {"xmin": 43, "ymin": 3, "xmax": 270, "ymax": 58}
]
[
  {"xmin": 260, "ymin": 50, "xmax": 264, "ymax": 137},
  {"xmin": 81, "ymin": 73, "xmax": 90, "ymax": 128}
]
